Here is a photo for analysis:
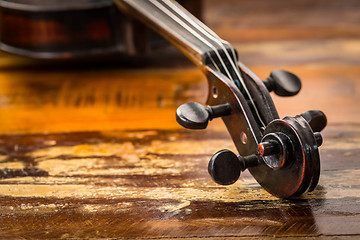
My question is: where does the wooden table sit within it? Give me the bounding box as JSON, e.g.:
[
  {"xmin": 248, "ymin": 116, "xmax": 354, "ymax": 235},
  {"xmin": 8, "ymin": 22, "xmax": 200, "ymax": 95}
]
[{"xmin": 0, "ymin": 0, "xmax": 359, "ymax": 239}]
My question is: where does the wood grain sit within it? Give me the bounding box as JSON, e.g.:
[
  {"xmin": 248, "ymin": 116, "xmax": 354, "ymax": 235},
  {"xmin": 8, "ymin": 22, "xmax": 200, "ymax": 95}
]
[
  {"xmin": 0, "ymin": 0, "xmax": 359, "ymax": 239},
  {"xmin": 0, "ymin": 125, "xmax": 359, "ymax": 238}
]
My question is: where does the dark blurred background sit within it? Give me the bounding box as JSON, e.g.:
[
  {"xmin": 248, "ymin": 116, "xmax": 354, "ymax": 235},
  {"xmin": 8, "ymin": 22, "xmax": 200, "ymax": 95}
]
[
  {"xmin": 0, "ymin": 0, "xmax": 359, "ymax": 133},
  {"xmin": 204, "ymin": 0, "xmax": 360, "ymax": 124}
]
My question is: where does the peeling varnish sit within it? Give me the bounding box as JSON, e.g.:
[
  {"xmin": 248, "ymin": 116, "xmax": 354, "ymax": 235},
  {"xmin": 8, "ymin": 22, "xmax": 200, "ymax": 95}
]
[
  {"xmin": 1, "ymin": 137, "xmax": 359, "ymax": 204},
  {"xmin": 157, "ymin": 200, "xmax": 191, "ymax": 214},
  {"xmin": 0, "ymin": 161, "xmax": 25, "ymax": 170},
  {"xmin": 101, "ymin": 130, "xmax": 159, "ymax": 140},
  {"xmin": 20, "ymin": 139, "xmax": 235, "ymax": 178},
  {"xmin": 28, "ymin": 139, "xmax": 235, "ymax": 160},
  {"xmin": 30, "ymin": 142, "xmax": 139, "ymax": 159},
  {"xmin": 0, "ymin": 127, "xmax": 359, "ymax": 221},
  {"xmin": 1, "ymin": 173, "xmax": 359, "ymax": 203},
  {"xmin": 147, "ymin": 139, "xmax": 235, "ymax": 155},
  {"xmin": 0, "ymin": 184, "xmax": 277, "ymax": 202}
]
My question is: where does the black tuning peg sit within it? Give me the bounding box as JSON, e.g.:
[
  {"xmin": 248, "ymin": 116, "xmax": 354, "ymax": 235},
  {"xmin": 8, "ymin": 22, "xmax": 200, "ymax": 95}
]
[
  {"xmin": 263, "ymin": 69, "xmax": 302, "ymax": 97},
  {"xmin": 300, "ymin": 110, "xmax": 327, "ymax": 132},
  {"xmin": 258, "ymin": 119, "xmax": 324, "ymax": 170},
  {"xmin": 176, "ymin": 102, "xmax": 231, "ymax": 129},
  {"xmin": 208, "ymin": 149, "xmax": 259, "ymax": 185}
]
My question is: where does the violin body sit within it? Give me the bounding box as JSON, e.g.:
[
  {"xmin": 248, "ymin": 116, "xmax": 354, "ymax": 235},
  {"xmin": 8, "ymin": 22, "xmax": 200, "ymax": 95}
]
[
  {"xmin": 0, "ymin": 0, "xmax": 327, "ymax": 198},
  {"xmin": 0, "ymin": 0, "xmax": 202, "ymax": 58}
]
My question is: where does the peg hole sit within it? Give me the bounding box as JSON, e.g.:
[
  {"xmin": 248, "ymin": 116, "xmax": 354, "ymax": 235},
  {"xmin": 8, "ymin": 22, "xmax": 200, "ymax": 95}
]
[
  {"xmin": 240, "ymin": 131, "xmax": 247, "ymax": 145},
  {"xmin": 212, "ymin": 87, "xmax": 218, "ymax": 98}
]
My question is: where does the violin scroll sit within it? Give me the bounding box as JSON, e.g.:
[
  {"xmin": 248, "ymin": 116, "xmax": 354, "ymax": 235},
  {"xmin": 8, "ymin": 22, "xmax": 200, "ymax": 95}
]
[
  {"xmin": 205, "ymin": 106, "xmax": 326, "ymax": 198},
  {"xmin": 113, "ymin": 0, "xmax": 328, "ymax": 198},
  {"xmin": 178, "ymin": 65, "xmax": 327, "ymax": 198}
]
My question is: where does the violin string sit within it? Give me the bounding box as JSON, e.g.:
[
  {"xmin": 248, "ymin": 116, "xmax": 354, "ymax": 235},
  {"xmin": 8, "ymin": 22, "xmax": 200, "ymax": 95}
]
[
  {"xmin": 158, "ymin": 0, "xmax": 233, "ymax": 75},
  {"xmin": 151, "ymin": 0, "xmax": 230, "ymax": 80},
  {"xmin": 166, "ymin": 1, "xmax": 236, "ymax": 62},
  {"xmin": 145, "ymin": 0, "xmax": 261, "ymax": 142},
  {"xmin": 164, "ymin": 0, "xmax": 266, "ymax": 127},
  {"xmin": 159, "ymin": 0, "xmax": 262, "ymax": 141},
  {"xmin": 165, "ymin": 0, "xmax": 241, "ymax": 79},
  {"xmin": 148, "ymin": 0, "xmax": 233, "ymax": 82},
  {"xmin": 159, "ymin": 0, "xmax": 225, "ymax": 76},
  {"xmin": 207, "ymin": 52, "xmax": 221, "ymax": 73}
]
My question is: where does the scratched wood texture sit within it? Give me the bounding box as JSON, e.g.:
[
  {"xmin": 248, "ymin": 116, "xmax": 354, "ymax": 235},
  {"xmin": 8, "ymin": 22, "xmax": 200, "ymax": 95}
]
[{"xmin": 0, "ymin": 0, "xmax": 360, "ymax": 239}]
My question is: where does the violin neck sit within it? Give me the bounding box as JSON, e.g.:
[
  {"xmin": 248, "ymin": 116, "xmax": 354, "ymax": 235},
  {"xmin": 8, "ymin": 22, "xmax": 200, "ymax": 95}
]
[
  {"xmin": 114, "ymin": 0, "xmax": 268, "ymax": 129},
  {"xmin": 114, "ymin": 0, "xmax": 238, "ymax": 72}
]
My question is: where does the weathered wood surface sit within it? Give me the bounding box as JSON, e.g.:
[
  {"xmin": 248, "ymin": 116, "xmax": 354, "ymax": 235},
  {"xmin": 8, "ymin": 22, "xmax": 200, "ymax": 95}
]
[
  {"xmin": 0, "ymin": 125, "xmax": 359, "ymax": 239},
  {"xmin": 0, "ymin": 0, "xmax": 360, "ymax": 239}
]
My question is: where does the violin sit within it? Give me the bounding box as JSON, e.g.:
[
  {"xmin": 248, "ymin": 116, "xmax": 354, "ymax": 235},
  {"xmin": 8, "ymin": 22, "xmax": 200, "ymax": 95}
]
[
  {"xmin": 0, "ymin": 0, "xmax": 327, "ymax": 198},
  {"xmin": 0, "ymin": 0, "xmax": 201, "ymax": 58}
]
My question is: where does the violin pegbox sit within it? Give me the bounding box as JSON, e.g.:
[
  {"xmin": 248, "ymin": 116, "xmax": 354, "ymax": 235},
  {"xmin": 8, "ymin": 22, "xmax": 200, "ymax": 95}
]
[
  {"xmin": 113, "ymin": 0, "xmax": 327, "ymax": 198},
  {"xmin": 176, "ymin": 66, "xmax": 327, "ymax": 198}
]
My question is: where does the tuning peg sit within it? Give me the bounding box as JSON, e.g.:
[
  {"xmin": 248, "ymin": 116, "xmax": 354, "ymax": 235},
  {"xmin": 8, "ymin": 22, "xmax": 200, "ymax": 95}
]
[
  {"xmin": 208, "ymin": 149, "xmax": 259, "ymax": 185},
  {"xmin": 176, "ymin": 102, "xmax": 231, "ymax": 129},
  {"xmin": 300, "ymin": 110, "xmax": 327, "ymax": 132},
  {"xmin": 263, "ymin": 69, "xmax": 302, "ymax": 97},
  {"xmin": 258, "ymin": 128, "xmax": 323, "ymax": 170}
]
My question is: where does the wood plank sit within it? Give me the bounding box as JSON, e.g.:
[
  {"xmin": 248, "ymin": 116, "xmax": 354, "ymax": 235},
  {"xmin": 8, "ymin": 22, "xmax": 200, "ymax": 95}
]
[
  {"xmin": 0, "ymin": 0, "xmax": 359, "ymax": 238},
  {"xmin": 0, "ymin": 124, "xmax": 359, "ymax": 239}
]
